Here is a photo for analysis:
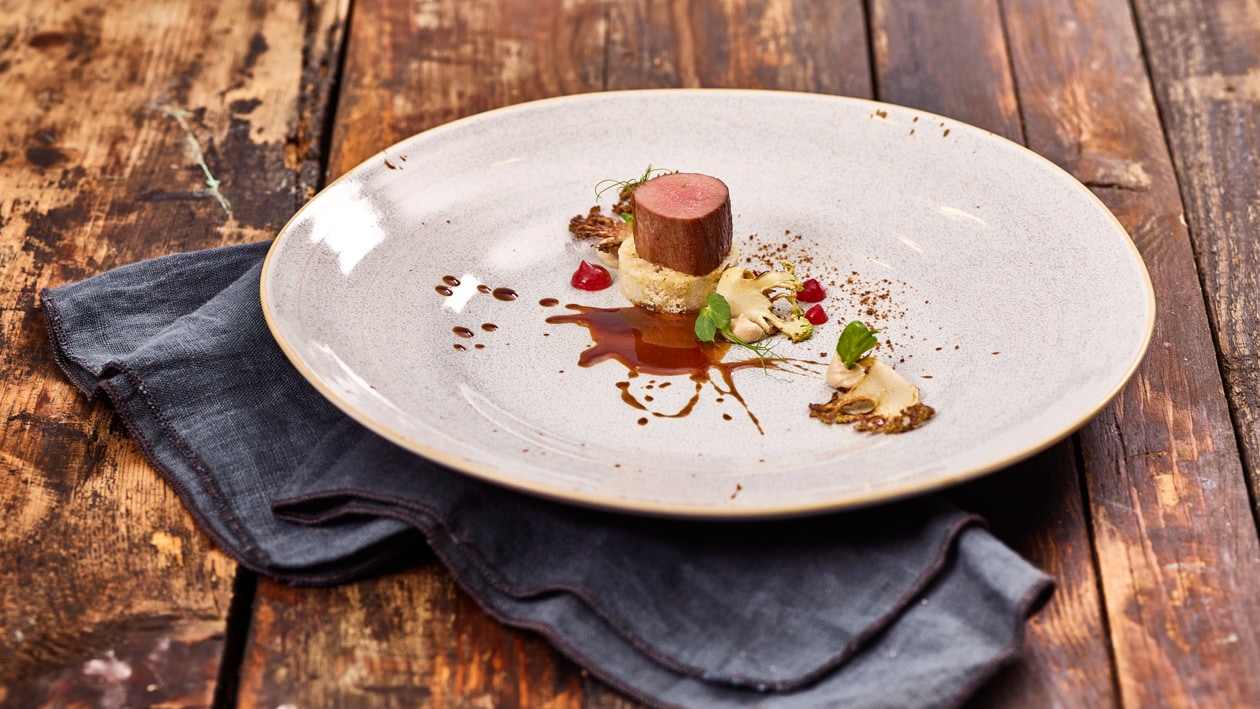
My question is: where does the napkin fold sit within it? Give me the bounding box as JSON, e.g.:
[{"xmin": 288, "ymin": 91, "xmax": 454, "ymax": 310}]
[{"xmin": 42, "ymin": 242, "xmax": 1051, "ymax": 708}]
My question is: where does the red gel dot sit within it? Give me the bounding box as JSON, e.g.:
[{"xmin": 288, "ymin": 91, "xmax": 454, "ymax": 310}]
[
  {"xmin": 798, "ymin": 278, "xmax": 826, "ymax": 302},
  {"xmin": 805, "ymin": 304, "xmax": 828, "ymax": 325},
  {"xmin": 571, "ymin": 261, "xmax": 612, "ymax": 291}
]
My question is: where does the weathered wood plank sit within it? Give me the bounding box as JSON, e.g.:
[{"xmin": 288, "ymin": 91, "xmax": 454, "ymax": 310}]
[
  {"xmin": 869, "ymin": 2, "xmax": 1117, "ymax": 706},
  {"xmin": 1131, "ymin": 0, "xmax": 1260, "ymax": 543},
  {"xmin": 327, "ymin": 0, "xmax": 607, "ymax": 181},
  {"xmin": 871, "ymin": 0, "xmax": 1022, "ymax": 143},
  {"xmin": 1001, "ymin": 0, "xmax": 1260, "ymax": 705},
  {"xmin": 606, "ymin": 0, "xmax": 870, "ymax": 94},
  {"xmin": 236, "ymin": 0, "xmax": 869, "ymax": 706},
  {"xmin": 295, "ymin": 0, "xmax": 355, "ymax": 201},
  {"xmin": 0, "ymin": 0, "xmax": 346, "ymax": 704},
  {"xmin": 240, "ymin": 563, "xmax": 592, "ymax": 709}
]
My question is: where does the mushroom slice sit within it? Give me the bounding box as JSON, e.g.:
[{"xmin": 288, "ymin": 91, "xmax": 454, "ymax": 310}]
[
  {"xmin": 569, "ymin": 207, "xmax": 630, "ymax": 252},
  {"xmin": 809, "ymin": 358, "xmax": 935, "ymax": 433}
]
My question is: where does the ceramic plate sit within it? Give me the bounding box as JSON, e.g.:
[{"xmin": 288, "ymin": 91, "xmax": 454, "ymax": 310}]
[{"xmin": 261, "ymin": 90, "xmax": 1154, "ymax": 517}]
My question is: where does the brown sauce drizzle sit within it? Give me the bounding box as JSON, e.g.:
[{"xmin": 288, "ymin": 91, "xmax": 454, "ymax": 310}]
[{"xmin": 546, "ymin": 305, "xmax": 788, "ymax": 434}]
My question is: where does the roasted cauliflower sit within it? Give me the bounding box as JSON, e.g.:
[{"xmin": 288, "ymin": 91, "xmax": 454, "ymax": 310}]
[{"xmin": 715, "ymin": 263, "xmax": 814, "ymax": 343}]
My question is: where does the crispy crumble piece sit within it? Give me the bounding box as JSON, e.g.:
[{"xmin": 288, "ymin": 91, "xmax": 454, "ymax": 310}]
[
  {"xmin": 611, "ymin": 185, "xmax": 635, "ymax": 215},
  {"xmin": 569, "ymin": 205, "xmax": 631, "ymax": 256},
  {"xmin": 809, "ymin": 394, "xmax": 936, "ymax": 434}
]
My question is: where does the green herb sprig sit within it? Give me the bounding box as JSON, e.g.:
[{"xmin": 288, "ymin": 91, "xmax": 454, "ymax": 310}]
[
  {"xmin": 836, "ymin": 320, "xmax": 881, "ymax": 369},
  {"xmin": 595, "ymin": 164, "xmax": 672, "ymax": 200},
  {"xmin": 694, "ymin": 293, "xmax": 776, "ymax": 365}
]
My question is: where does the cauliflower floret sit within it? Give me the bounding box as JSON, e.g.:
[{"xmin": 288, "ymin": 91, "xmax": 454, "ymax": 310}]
[
  {"xmin": 775, "ymin": 312, "xmax": 815, "ymax": 343},
  {"xmin": 715, "ymin": 264, "xmax": 814, "ymax": 343}
]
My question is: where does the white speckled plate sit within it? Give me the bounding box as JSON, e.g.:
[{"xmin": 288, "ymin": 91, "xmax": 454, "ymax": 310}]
[{"xmin": 261, "ymin": 90, "xmax": 1154, "ymax": 517}]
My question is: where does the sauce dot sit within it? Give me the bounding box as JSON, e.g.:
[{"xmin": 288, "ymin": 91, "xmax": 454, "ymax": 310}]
[
  {"xmin": 453, "ymin": 343, "xmax": 466, "ymax": 351},
  {"xmin": 442, "ymin": 275, "xmax": 460, "ymax": 286},
  {"xmin": 539, "ymin": 297, "xmax": 560, "ymax": 307},
  {"xmin": 436, "ymin": 285, "xmax": 453, "ymax": 296},
  {"xmin": 798, "ymin": 278, "xmax": 826, "ymax": 302},
  {"xmin": 493, "ymin": 287, "xmax": 518, "ymax": 301},
  {"xmin": 481, "ymin": 323, "xmax": 499, "ymax": 332},
  {"xmin": 453, "ymin": 326, "xmax": 474, "ymax": 338},
  {"xmin": 571, "ymin": 261, "xmax": 613, "ymax": 291},
  {"xmin": 804, "ymin": 304, "xmax": 828, "ymax": 325},
  {"xmin": 477, "ymin": 284, "xmax": 492, "ymax": 294},
  {"xmin": 637, "ymin": 417, "xmax": 648, "ymax": 426}
]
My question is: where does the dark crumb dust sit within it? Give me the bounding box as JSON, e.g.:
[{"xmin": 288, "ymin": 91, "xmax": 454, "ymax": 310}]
[{"xmin": 740, "ymin": 229, "xmax": 936, "ymax": 355}]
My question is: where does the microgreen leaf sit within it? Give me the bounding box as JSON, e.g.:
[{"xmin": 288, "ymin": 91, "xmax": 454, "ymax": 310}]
[
  {"xmin": 694, "ymin": 293, "xmax": 728, "ymax": 341},
  {"xmin": 704, "ymin": 292, "xmax": 731, "ymax": 329},
  {"xmin": 620, "ymin": 212, "xmax": 634, "ymax": 228},
  {"xmin": 595, "ymin": 164, "xmax": 672, "ymax": 199},
  {"xmin": 836, "ymin": 320, "xmax": 881, "ymax": 369},
  {"xmin": 694, "ymin": 313, "xmax": 717, "ymax": 341},
  {"xmin": 694, "ymin": 293, "xmax": 776, "ymax": 368}
]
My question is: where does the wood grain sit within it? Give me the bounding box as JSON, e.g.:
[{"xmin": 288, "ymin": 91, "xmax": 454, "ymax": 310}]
[
  {"xmin": 239, "ymin": 563, "xmax": 593, "ymax": 709},
  {"xmin": 869, "ymin": 2, "xmax": 1116, "ymax": 706},
  {"xmin": 0, "ymin": 0, "xmax": 345, "ymax": 703},
  {"xmin": 606, "ymin": 0, "xmax": 871, "ymax": 94},
  {"xmin": 871, "ymin": 0, "xmax": 1022, "ymax": 143},
  {"xmin": 1002, "ymin": 0, "xmax": 1260, "ymax": 705},
  {"xmin": 327, "ymin": 0, "xmax": 607, "ymax": 181},
  {"xmin": 1132, "ymin": 0, "xmax": 1260, "ymax": 534}
]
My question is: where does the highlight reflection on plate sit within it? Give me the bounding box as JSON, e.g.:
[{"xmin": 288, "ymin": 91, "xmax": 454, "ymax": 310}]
[{"xmin": 261, "ymin": 89, "xmax": 1154, "ymax": 517}]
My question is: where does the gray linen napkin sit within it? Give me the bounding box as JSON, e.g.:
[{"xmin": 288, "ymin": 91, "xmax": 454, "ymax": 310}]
[{"xmin": 41, "ymin": 242, "xmax": 1052, "ymax": 708}]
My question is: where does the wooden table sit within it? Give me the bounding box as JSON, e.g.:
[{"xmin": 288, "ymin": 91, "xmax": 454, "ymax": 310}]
[{"xmin": 3, "ymin": 0, "xmax": 1258, "ymax": 706}]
